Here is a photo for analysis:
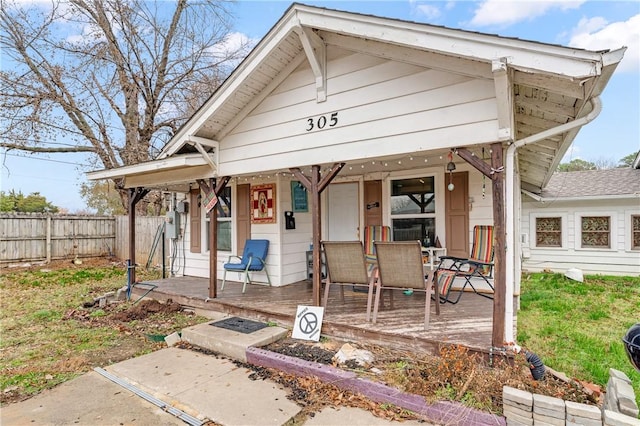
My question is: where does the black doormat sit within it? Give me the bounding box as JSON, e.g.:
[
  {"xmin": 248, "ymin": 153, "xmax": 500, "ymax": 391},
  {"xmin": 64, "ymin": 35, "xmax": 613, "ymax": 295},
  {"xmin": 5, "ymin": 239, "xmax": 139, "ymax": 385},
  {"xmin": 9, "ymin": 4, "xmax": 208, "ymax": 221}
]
[{"xmin": 210, "ymin": 317, "xmax": 268, "ymax": 334}]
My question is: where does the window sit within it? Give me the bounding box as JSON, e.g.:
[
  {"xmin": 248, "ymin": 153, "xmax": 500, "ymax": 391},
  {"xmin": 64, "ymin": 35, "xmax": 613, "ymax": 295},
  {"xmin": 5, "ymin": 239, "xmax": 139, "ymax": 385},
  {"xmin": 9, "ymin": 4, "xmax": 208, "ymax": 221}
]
[
  {"xmin": 632, "ymin": 215, "xmax": 640, "ymax": 250},
  {"xmin": 536, "ymin": 217, "xmax": 561, "ymax": 247},
  {"xmin": 390, "ymin": 176, "xmax": 436, "ymax": 246},
  {"xmin": 581, "ymin": 216, "xmax": 610, "ymax": 248},
  {"xmin": 205, "ymin": 186, "xmax": 232, "ymax": 252}
]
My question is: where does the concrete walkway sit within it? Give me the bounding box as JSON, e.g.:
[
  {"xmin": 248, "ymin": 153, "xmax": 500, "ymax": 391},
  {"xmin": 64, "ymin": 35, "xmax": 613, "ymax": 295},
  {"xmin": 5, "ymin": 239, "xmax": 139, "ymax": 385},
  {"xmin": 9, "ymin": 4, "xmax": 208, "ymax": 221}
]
[{"xmin": 1, "ymin": 347, "xmax": 430, "ymax": 426}]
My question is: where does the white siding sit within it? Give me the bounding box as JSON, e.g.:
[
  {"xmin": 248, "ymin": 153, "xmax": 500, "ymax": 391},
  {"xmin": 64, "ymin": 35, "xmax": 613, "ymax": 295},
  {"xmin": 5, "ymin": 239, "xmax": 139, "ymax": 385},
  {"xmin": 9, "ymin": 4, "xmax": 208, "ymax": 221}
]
[
  {"xmin": 522, "ymin": 198, "xmax": 640, "ymax": 276},
  {"xmin": 218, "ymin": 50, "xmax": 498, "ymax": 176}
]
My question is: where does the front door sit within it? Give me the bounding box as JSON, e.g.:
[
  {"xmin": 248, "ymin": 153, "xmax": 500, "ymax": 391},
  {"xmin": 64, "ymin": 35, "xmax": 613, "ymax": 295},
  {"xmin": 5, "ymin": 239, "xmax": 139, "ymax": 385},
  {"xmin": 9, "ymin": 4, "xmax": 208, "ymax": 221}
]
[
  {"xmin": 445, "ymin": 171, "xmax": 469, "ymax": 258},
  {"xmin": 236, "ymin": 184, "xmax": 251, "ymax": 255},
  {"xmin": 327, "ymin": 182, "xmax": 359, "ymax": 241}
]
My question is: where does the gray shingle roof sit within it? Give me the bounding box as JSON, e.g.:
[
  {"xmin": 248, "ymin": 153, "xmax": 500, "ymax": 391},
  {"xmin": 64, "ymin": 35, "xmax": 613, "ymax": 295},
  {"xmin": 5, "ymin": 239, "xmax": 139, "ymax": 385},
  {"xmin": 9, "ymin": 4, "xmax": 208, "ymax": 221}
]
[{"xmin": 541, "ymin": 168, "xmax": 640, "ymax": 198}]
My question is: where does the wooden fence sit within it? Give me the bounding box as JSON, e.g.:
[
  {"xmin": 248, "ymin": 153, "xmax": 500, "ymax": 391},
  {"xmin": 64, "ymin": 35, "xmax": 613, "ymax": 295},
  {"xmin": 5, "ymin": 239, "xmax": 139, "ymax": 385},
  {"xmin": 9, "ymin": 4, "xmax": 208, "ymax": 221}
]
[
  {"xmin": 0, "ymin": 214, "xmax": 166, "ymax": 267},
  {"xmin": 114, "ymin": 216, "xmax": 167, "ymax": 268}
]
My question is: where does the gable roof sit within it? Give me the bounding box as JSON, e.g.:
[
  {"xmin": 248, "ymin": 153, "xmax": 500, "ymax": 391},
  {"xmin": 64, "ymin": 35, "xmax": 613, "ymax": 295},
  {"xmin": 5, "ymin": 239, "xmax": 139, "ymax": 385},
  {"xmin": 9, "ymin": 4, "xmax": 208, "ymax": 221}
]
[
  {"xmin": 539, "ymin": 168, "xmax": 640, "ymax": 200},
  {"xmin": 88, "ymin": 3, "xmax": 625, "ymax": 192}
]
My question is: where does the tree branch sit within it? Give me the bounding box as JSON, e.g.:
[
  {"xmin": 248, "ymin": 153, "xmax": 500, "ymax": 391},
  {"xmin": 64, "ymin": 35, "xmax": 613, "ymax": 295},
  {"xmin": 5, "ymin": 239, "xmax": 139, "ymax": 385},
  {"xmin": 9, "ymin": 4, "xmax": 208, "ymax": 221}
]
[{"xmin": 0, "ymin": 143, "xmax": 96, "ymax": 153}]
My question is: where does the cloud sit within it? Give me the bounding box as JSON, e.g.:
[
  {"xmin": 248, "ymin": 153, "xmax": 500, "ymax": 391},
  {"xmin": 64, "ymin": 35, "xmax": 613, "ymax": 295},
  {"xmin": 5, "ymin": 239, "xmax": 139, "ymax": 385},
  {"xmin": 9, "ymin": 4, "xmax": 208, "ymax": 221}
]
[
  {"xmin": 208, "ymin": 32, "xmax": 256, "ymax": 66},
  {"xmin": 569, "ymin": 14, "xmax": 640, "ymax": 73},
  {"xmin": 415, "ymin": 4, "xmax": 441, "ymax": 21},
  {"xmin": 469, "ymin": 0, "xmax": 585, "ymax": 27}
]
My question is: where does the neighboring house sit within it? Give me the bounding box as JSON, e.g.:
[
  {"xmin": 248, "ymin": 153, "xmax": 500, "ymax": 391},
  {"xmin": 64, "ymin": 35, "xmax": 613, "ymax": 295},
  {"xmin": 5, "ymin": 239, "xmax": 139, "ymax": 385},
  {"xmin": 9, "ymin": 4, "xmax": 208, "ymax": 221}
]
[
  {"xmin": 522, "ymin": 154, "xmax": 640, "ymax": 276},
  {"xmin": 88, "ymin": 4, "xmax": 625, "ymax": 346}
]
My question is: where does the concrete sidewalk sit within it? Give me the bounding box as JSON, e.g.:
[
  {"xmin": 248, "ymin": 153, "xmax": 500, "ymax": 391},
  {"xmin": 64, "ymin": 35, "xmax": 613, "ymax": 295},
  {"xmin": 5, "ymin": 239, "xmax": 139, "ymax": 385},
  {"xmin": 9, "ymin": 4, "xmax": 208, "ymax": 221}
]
[{"xmin": 1, "ymin": 347, "xmax": 429, "ymax": 426}]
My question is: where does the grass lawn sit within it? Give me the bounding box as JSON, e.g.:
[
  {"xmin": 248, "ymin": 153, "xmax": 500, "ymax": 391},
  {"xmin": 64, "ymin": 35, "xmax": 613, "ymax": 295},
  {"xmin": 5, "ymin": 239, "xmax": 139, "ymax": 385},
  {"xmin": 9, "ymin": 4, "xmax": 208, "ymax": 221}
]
[
  {"xmin": 0, "ymin": 260, "xmax": 207, "ymax": 403},
  {"xmin": 517, "ymin": 272, "xmax": 640, "ymax": 405}
]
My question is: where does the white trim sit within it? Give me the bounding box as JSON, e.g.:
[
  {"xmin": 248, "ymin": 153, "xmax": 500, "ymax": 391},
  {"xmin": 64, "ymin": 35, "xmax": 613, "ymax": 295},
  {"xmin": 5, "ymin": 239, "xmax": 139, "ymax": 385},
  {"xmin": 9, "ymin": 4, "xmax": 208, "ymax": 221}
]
[
  {"xmin": 86, "ymin": 153, "xmax": 208, "ymax": 180},
  {"xmin": 294, "ymin": 5, "xmax": 622, "ymax": 77},
  {"xmin": 626, "ymin": 210, "xmax": 640, "ymax": 252},
  {"xmin": 573, "ymin": 211, "xmax": 617, "ymax": 251},
  {"xmin": 529, "ymin": 212, "xmax": 568, "ymax": 250}
]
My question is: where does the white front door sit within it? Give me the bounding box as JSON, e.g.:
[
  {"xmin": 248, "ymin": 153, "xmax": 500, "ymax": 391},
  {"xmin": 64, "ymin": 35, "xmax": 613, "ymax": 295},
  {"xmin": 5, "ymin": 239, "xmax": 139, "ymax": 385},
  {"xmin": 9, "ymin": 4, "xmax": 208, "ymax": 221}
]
[{"xmin": 327, "ymin": 182, "xmax": 359, "ymax": 241}]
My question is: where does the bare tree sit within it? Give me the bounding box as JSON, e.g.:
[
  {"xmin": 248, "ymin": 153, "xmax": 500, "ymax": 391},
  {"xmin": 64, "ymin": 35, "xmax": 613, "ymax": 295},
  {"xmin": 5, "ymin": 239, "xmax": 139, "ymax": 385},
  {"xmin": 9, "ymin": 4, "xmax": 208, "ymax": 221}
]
[{"xmin": 0, "ymin": 0, "xmax": 249, "ymax": 212}]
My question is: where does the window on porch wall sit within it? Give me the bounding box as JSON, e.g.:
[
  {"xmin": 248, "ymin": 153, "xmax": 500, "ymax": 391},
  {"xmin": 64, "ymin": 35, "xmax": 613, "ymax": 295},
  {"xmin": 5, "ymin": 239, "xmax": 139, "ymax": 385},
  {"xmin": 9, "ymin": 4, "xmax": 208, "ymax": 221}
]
[
  {"xmin": 632, "ymin": 215, "xmax": 640, "ymax": 250},
  {"xmin": 581, "ymin": 216, "xmax": 610, "ymax": 248},
  {"xmin": 205, "ymin": 186, "xmax": 232, "ymax": 252},
  {"xmin": 390, "ymin": 176, "xmax": 436, "ymax": 246}
]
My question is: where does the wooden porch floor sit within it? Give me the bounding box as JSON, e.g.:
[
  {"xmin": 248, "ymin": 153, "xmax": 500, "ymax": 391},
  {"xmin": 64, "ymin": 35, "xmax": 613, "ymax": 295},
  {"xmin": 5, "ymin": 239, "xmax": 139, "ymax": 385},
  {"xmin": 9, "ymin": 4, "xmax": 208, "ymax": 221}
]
[{"xmin": 132, "ymin": 276, "xmax": 508, "ymax": 356}]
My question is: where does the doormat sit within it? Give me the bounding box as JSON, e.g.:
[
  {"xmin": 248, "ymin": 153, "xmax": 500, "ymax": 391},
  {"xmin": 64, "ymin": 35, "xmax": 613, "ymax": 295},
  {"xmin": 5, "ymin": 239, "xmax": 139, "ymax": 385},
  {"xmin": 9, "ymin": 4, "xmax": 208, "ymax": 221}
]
[{"xmin": 210, "ymin": 317, "xmax": 268, "ymax": 334}]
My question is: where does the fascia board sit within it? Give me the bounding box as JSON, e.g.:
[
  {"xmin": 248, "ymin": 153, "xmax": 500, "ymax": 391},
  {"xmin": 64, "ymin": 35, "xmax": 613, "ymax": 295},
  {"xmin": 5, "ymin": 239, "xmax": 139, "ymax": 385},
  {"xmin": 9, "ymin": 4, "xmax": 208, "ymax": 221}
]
[
  {"xmin": 295, "ymin": 6, "xmax": 620, "ymax": 78},
  {"xmin": 159, "ymin": 10, "xmax": 300, "ymax": 159},
  {"xmin": 86, "ymin": 154, "xmax": 207, "ymax": 181}
]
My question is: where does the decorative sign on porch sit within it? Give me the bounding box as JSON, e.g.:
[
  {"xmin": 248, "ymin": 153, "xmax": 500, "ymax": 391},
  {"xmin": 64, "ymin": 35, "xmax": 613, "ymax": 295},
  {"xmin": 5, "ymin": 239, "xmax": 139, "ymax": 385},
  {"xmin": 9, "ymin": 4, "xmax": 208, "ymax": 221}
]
[
  {"xmin": 292, "ymin": 305, "xmax": 324, "ymax": 341},
  {"xmin": 290, "ymin": 181, "xmax": 308, "ymax": 212},
  {"xmin": 203, "ymin": 191, "xmax": 218, "ymax": 214},
  {"xmin": 251, "ymin": 183, "xmax": 276, "ymax": 224}
]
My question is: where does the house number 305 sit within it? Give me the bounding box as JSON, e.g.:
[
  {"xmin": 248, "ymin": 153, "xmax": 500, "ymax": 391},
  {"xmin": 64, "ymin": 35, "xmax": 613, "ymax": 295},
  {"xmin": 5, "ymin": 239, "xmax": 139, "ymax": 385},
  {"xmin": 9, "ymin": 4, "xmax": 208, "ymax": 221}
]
[{"xmin": 305, "ymin": 112, "xmax": 339, "ymax": 132}]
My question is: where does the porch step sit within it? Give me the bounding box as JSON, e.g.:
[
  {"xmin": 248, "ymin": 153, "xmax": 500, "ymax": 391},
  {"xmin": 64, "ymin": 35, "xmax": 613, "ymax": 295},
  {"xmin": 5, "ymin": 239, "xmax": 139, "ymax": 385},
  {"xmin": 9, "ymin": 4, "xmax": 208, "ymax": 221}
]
[{"xmin": 181, "ymin": 317, "xmax": 288, "ymax": 362}]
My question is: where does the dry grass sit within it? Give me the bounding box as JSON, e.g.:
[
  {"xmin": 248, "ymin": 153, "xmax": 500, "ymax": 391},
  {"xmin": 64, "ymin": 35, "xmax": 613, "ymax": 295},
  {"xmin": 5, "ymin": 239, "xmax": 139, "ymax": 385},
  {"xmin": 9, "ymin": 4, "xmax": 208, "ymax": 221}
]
[{"xmin": 0, "ymin": 259, "xmax": 206, "ymax": 404}]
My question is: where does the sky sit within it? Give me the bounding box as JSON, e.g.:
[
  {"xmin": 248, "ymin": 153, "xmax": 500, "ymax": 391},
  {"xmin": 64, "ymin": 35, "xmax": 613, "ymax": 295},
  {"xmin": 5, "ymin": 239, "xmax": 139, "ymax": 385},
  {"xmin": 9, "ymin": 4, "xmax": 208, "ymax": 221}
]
[{"xmin": 1, "ymin": 0, "xmax": 638, "ymax": 212}]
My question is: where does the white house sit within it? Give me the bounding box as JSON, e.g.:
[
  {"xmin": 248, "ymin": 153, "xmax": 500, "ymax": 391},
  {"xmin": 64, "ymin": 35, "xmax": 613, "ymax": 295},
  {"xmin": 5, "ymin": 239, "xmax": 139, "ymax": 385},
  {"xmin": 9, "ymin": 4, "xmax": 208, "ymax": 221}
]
[
  {"xmin": 522, "ymin": 153, "xmax": 640, "ymax": 276},
  {"xmin": 88, "ymin": 4, "xmax": 626, "ymax": 347}
]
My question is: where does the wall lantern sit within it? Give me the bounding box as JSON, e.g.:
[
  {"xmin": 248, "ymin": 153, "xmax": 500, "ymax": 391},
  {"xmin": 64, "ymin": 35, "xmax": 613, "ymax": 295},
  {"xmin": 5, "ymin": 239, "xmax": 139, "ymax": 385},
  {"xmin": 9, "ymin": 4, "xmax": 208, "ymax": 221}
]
[{"xmin": 446, "ymin": 151, "xmax": 456, "ymax": 191}]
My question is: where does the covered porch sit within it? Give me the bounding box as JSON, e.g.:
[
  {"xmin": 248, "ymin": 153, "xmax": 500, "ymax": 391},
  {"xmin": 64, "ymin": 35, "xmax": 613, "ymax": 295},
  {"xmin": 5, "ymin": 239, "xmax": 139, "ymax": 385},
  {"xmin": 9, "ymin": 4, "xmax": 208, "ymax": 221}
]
[
  {"xmin": 87, "ymin": 4, "xmax": 624, "ymax": 355},
  {"xmin": 133, "ymin": 275, "xmax": 506, "ymax": 356}
]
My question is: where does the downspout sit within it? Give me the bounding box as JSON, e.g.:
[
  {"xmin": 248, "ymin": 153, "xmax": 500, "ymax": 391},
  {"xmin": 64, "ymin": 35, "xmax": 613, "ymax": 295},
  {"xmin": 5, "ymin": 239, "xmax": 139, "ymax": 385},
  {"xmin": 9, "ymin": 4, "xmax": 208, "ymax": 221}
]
[{"xmin": 505, "ymin": 96, "xmax": 602, "ymax": 344}]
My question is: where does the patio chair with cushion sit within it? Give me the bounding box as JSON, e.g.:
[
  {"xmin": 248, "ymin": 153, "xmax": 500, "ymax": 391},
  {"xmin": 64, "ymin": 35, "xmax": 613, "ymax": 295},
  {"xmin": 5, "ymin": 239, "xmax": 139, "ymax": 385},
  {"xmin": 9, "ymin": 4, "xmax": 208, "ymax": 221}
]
[
  {"xmin": 221, "ymin": 239, "xmax": 271, "ymax": 293},
  {"xmin": 372, "ymin": 240, "xmax": 439, "ymax": 330},
  {"xmin": 436, "ymin": 225, "xmax": 494, "ymax": 302},
  {"xmin": 363, "ymin": 225, "xmax": 391, "ymax": 265},
  {"xmin": 321, "ymin": 240, "xmax": 377, "ymax": 321}
]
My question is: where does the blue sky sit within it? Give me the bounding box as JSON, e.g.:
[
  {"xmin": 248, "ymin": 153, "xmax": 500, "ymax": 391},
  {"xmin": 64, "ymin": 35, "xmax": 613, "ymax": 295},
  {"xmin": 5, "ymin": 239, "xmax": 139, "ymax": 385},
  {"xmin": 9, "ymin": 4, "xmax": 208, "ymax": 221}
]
[{"xmin": 1, "ymin": 0, "xmax": 638, "ymax": 212}]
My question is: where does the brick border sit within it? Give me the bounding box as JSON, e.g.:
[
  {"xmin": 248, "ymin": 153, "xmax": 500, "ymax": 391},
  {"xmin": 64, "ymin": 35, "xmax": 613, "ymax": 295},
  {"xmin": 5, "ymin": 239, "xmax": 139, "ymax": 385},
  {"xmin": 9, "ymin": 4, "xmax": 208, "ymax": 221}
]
[{"xmin": 246, "ymin": 346, "xmax": 505, "ymax": 426}]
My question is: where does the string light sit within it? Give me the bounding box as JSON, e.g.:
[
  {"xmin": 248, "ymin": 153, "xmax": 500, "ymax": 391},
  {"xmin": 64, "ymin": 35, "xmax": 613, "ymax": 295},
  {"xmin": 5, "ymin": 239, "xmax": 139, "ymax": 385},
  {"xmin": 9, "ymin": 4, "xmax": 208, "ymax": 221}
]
[{"xmin": 239, "ymin": 152, "xmax": 469, "ymax": 181}]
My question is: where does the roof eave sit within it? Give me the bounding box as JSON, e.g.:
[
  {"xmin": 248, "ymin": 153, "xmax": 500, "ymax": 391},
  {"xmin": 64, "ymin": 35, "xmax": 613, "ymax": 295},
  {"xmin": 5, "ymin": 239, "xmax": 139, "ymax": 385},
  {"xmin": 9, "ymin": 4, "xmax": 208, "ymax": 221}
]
[{"xmin": 86, "ymin": 154, "xmax": 208, "ymax": 181}]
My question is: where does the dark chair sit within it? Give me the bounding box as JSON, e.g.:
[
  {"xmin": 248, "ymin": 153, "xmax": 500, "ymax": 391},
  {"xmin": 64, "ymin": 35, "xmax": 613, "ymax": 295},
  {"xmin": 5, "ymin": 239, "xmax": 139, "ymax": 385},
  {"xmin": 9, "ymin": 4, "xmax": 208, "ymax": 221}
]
[
  {"xmin": 437, "ymin": 225, "xmax": 494, "ymax": 302},
  {"xmin": 221, "ymin": 239, "xmax": 271, "ymax": 293}
]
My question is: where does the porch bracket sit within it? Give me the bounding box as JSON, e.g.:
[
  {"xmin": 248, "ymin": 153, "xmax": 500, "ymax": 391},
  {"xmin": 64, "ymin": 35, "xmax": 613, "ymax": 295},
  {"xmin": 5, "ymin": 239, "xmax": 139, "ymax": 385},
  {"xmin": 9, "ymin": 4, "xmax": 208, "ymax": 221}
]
[
  {"xmin": 294, "ymin": 24, "xmax": 327, "ymax": 102},
  {"xmin": 289, "ymin": 163, "xmax": 345, "ymax": 306},
  {"xmin": 455, "ymin": 148, "xmax": 498, "ymax": 180},
  {"xmin": 492, "ymin": 58, "xmax": 515, "ymax": 141},
  {"xmin": 188, "ymin": 136, "xmax": 219, "ymax": 173}
]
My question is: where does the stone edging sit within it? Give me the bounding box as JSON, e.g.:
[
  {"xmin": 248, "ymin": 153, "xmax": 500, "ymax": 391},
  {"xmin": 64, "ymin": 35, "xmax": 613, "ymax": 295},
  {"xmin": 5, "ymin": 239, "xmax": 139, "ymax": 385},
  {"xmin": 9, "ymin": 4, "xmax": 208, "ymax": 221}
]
[{"xmin": 246, "ymin": 346, "xmax": 505, "ymax": 426}]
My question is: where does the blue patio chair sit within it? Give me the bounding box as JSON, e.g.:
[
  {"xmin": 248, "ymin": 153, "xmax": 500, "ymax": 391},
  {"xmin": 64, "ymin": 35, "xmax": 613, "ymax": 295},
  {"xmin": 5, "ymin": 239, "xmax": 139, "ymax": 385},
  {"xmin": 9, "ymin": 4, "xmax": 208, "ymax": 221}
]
[{"xmin": 221, "ymin": 239, "xmax": 271, "ymax": 293}]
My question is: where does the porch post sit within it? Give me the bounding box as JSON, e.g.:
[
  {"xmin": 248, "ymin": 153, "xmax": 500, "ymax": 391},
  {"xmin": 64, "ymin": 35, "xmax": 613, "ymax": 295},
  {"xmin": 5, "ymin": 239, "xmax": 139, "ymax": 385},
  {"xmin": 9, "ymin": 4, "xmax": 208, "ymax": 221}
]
[
  {"xmin": 128, "ymin": 189, "xmax": 136, "ymax": 286},
  {"xmin": 197, "ymin": 177, "xmax": 231, "ymax": 299},
  {"xmin": 127, "ymin": 187, "xmax": 150, "ymax": 287},
  {"xmin": 455, "ymin": 146, "xmax": 507, "ymax": 347},
  {"xmin": 209, "ymin": 178, "xmax": 218, "ymax": 300},
  {"xmin": 310, "ymin": 166, "xmax": 322, "ymax": 306},
  {"xmin": 490, "ymin": 143, "xmax": 506, "ymax": 347},
  {"xmin": 291, "ymin": 163, "xmax": 345, "ymax": 306}
]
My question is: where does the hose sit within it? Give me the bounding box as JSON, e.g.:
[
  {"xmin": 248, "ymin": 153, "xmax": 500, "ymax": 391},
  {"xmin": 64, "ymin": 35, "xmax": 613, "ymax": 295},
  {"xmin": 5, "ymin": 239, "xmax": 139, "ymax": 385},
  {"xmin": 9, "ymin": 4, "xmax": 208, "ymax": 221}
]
[{"xmin": 524, "ymin": 350, "xmax": 546, "ymax": 380}]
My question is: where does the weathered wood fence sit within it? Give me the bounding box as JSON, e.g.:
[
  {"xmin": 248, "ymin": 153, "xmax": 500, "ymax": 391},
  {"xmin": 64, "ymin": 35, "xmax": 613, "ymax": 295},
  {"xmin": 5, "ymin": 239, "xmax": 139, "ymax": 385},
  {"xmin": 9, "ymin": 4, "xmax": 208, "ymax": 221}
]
[
  {"xmin": 0, "ymin": 214, "xmax": 166, "ymax": 267},
  {"xmin": 114, "ymin": 216, "xmax": 167, "ymax": 268}
]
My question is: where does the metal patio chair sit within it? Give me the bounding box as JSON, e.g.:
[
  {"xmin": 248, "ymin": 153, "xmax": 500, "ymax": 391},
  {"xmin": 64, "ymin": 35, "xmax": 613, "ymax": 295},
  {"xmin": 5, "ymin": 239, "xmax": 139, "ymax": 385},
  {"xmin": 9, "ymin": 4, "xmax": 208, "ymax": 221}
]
[
  {"xmin": 221, "ymin": 239, "xmax": 271, "ymax": 293},
  {"xmin": 372, "ymin": 240, "xmax": 439, "ymax": 330},
  {"xmin": 321, "ymin": 240, "xmax": 377, "ymax": 321},
  {"xmin": 436, "ymin": 225, "xmax": 494, "ymax": 302}
]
